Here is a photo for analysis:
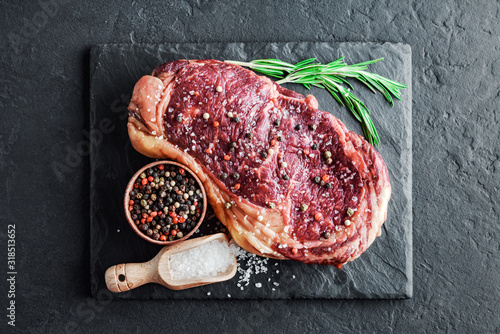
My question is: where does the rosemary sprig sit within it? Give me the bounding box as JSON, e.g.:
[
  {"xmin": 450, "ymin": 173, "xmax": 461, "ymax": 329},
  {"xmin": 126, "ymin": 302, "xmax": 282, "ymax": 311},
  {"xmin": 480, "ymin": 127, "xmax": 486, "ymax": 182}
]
[{"xmin": 225, "ymin": 57, "xmax": 407, "ymax": 146}]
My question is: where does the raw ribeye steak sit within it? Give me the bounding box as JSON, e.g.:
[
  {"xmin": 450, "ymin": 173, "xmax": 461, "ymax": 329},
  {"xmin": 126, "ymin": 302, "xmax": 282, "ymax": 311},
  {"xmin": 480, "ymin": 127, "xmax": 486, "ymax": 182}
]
[{"xmin": 127, "ymin": 59, "xmax": 391, "ymax": 267}]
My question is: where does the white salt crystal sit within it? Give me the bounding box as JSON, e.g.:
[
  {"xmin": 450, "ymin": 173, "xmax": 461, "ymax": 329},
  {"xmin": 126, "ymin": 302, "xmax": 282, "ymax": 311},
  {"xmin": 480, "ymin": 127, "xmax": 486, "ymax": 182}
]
[
  {"xmin": 255, "ymin": 283, "xmax": 262, "ymax": 288},
  {"xmin": 169, "ymin": 240, "xmax": 234, "ymax": 280}
]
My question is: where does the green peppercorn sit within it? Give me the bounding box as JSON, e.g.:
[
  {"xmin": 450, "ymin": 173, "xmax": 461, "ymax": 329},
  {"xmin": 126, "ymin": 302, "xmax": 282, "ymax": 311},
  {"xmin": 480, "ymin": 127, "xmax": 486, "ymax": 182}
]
[
  {"xmin": 310, "ymin": 124, "xmax": 317, "ymax": 131},
  {"xmin": 268, "ymin": 203, "xmax": 276, "ymax": 209},
  {"xmin": 225, "ymin": 202, "xmax": 232, "ymax": 209},
  {"xmin": 314, "ymin": 176, "xmax": 321, "ymax": 184},
  {"xmin": 140, "ymin": 172, "xmax": 146, "ymax": 179},
  {"xmin": 140, "ymin": 199, "xmax": 147, "ymax": 207},
  {"xmin": 177, "ymin": 231, "xmax": 184, "ymax": 238},
  {"xmin": 347, "ymin": 208, "xmax": 355, "ymax": 217},
  {"xmin": 300, "ymin": 204, "xmax": 308, "ymax": 211},
  {"xmin": 326, "ymin": 158, "xmax": 333, "ymax": 164},
  {"xmin": 324, "ymin": 151, "xmax": 332, "ymax": 159}
]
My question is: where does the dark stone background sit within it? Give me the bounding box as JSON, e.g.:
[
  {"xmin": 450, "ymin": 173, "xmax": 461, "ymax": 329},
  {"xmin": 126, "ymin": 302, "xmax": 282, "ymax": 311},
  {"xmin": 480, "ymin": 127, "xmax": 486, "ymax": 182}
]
[{"xmin": 0, "ymin": 0, "xmax": 498, "ymax": 333}]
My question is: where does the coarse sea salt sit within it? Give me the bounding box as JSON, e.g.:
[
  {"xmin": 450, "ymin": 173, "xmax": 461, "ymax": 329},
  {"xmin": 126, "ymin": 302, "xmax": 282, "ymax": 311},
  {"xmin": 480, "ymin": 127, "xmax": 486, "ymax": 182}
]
[{"xmin": 169, "ymin": 240, "xmax": 234, "ymax": 280}]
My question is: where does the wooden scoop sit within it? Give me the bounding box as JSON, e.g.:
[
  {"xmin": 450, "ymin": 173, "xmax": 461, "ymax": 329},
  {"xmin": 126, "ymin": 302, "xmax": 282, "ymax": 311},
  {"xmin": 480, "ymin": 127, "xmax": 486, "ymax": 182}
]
[{"xmin": 105, "ymin": 233, "xmax": 237, "ymax": 292}]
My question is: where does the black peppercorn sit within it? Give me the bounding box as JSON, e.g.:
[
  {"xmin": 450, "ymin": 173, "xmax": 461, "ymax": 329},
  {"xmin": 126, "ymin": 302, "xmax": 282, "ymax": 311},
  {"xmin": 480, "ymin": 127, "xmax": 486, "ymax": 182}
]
[
  {"xmin": 232, "ymin": 172, "xmax": 240, "ymax": 180},
  {"xmin": 277, "ymin": 136, "xmax": 283, "ymax": 142},
  {"xmin": 325, "ymin": 183, "xmax": 332, "ymax": 189},
  {"xmin": 309, "ymin": 124, "xmax": 317, "ymax": 131},
  {"xmin": 295, "ymin": 124, "xmax": 302, "ymax": 130},
  {"xmin": 274, "ymin": 119, "xmax": 281, "ymax": 126},
  {"xmin": 283, "ymin": 174, "xmax": 289, "ymax": 180},
  {"xmin": 245, "ymin": 132, "xmax": 253, "ymax": 139},
  {"xmin": 322, "ymin": 231, "xmax": 331, "ymax": 239},
  {"xmin": 311, "ymin": 143, "xmax": 318, "ymax": 150},
  {"xmin": 176, "ymin": 115, "xmax": 183, "ymax": 122},
  {"xmin": 232, "ymin": 116, "xmax": 240, "ymax": 123},
  {"xmin": 314, "ymin": 176, "xmax": 321, "ymax": 184},
  {"xmin": 221, "ymin": 172, "xmax": 228, "ymax": 179},
  {"xmin": 260, "ymin": 151, "xmax": 268, "ymax": 159}
]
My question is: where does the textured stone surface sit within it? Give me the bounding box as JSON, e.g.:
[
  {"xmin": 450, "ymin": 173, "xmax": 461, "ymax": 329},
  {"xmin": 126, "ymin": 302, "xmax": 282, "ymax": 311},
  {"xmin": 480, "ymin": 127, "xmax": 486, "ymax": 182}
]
[
  {"xmin": 90, "ymin": 42, "xmax": 411, "ymax": 300},
  {"xmin": 0, "ymin": 0, "xmax": 499, "ymax": 333}
]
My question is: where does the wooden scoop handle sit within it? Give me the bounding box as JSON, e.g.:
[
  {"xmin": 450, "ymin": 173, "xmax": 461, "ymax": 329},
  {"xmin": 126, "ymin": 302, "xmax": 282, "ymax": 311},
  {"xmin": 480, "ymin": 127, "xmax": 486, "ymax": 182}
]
[{"xmin": 105, "ymin": 258, "xmax": 159, "ymax": 293}]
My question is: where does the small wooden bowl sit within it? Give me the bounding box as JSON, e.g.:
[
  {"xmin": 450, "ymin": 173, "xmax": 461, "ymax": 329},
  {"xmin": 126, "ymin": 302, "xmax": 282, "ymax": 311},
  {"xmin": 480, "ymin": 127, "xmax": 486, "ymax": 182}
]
[{"xmin": 124, "ymin": 160, "xmax": 207, "ymax": 245}]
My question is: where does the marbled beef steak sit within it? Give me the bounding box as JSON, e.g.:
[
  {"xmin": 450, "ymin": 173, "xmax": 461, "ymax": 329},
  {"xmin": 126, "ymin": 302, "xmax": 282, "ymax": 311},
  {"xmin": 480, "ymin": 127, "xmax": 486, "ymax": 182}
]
[{"xmin": 127, "ymin": 59, "xmax": 391, "ymax": 267}]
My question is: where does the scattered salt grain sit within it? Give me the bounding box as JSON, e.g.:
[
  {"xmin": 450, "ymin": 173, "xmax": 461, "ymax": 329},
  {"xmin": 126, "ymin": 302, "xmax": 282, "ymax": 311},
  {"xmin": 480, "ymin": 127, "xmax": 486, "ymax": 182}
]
[
  {"xmin": 255, "ymin": 283, "xmax": 262, "ymax": 288},
  {"xmin": 169, "ymin": 240, "xmax": 234, "ymax": 280},
  {"xmin": 229, "ymin": 243, "xmax": 268, "ymax": 289}
]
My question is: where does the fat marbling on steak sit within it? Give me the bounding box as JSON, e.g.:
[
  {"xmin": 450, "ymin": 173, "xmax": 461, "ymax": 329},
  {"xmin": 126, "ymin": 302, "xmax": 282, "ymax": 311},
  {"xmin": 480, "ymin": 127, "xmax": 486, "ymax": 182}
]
[{"xmin": 127, "ymin": 59, "xmax": 391, "ymax": 267}]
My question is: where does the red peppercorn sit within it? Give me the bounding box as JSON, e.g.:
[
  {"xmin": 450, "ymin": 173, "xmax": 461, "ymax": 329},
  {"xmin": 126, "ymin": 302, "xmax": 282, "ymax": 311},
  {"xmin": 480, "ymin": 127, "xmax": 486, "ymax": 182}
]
[
  {"xmin": 304, "ymin": 148, "xmax": 310, "ymax": 155},
  {"xmin": 146, "ymin": 216, "xmax": 153, "ymax": 223},
  {"xmin": 206, "ymin": 148, "xmax": 213, "ymax": 154},
  {"xmin": 129, "ymin": 200, "xmax": 134, "ymax": 205},
  {"xmin": 141, "ymin": 178, "xmax": 148, "ymax": 185},
  {"xmin": 141, "ymin": 218, "xmax": 146, "ymax": 224},
  {"xmin": 171, "ymin": 230, "xmax": 177, "ymax": 236},
  {"xmin": 234, "ymin": 183, "xmax": 241, "ymax": 190},
  {"xmin": 172, "ymin": 216, "xmax": 178, "ymax": 224},
  {"xmin": 133, "ymin": 183, "xmax": 139, "ymax": 188},
  {"xmin": 179, "ymin": 217, "xmax": 186, "ymax": 223},
  {"xmin": 314, "ymin": 212, "xmax": 322, "ymax": 221},
  {"xmin": 142, "ymin": 213, "xmax": 148, "ymax": 218},
  {"xmin": 193, "ymin": 201, "xmax": 198, "ymax": 206},
  {"xmin": 271, "ymin": 139, "xmax": 277, "ymax": 146},
  {"xmin": 160, "ymin": 235, "xmax": 167, "ymax": 241},
  {"xmin": 150, "ymin": 211, "xmax": 157, "ymax": 217},
  {"xmin": 128, "ymin": 206, "xmax": 133, "ymax": 211},
  {"xmin": 158, "ymin": 164, "xmax": 164, "ymax": 170},
  {"xmin": 322, "ymin": 174, "xmax": 330, "ymax": 182},
  {"xmin": 224, "ymin": 155, "xmax": 231, "ymax": 161},
  {"xmin": 147, "ymin": 176, "xmax": 154, "ymax": 182},
  {"xmin": 213, "ymin": 121, "xmax": 219, "ymax": 127},
  {"xmin": 179, "ymin": 168, "xmax": 185, "ymax": 175},
  {"xmin": 292, "ymin": 248, "xmax": 298, "ymax": 254}
]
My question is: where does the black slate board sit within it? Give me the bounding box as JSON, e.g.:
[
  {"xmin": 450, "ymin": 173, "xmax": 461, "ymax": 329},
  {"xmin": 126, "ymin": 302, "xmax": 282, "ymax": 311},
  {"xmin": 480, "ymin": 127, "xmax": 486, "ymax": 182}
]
[{"xmin": 90, "ymin": 42, "xmax": 412, "ymax": 299}]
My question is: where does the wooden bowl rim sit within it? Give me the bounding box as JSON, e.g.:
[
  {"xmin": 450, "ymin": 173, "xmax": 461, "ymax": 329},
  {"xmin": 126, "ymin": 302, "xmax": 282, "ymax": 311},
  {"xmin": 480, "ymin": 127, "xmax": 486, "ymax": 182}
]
[{"xmin": 124, "ymin": 160, "xmax": 208, "ymax": 246}]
